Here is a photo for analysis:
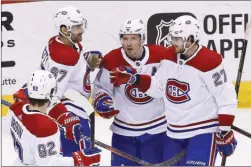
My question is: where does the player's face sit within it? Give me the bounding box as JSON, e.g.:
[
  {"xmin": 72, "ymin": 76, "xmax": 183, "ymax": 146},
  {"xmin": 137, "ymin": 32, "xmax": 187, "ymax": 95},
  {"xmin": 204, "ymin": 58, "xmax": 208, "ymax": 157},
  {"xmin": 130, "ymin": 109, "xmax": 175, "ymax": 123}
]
[
  {"xmin": 171, "ymin": 36, "xmax": 187, "ymax": 53},
  {"xmin": 121, "ymin": 34, "xmax": 142, "ymax": 57},
  {"xmin": 71, "ymin": 24, "xmax": 84, "ymax": 42}
]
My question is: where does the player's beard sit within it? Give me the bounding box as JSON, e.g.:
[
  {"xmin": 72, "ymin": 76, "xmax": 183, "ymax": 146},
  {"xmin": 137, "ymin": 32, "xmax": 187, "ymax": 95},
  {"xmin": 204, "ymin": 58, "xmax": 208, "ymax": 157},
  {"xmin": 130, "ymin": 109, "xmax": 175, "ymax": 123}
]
[{"xmin": 71, "ymin": 33, "xmax": 83, "ymax": 43}]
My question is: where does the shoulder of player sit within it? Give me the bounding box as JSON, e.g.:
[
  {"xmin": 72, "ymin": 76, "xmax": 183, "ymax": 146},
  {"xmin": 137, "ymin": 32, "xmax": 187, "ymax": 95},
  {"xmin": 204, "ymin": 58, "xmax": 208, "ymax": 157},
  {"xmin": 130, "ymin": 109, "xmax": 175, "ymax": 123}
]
[
  {"xmin": 146, "ymin": 45, "xmax": 177, "ymax": 64},
  {"xmin": 187, "ymin": 46, "xmax": 223, "ymax": 72},
  {"xmin": 102, "ymin": 47, "xmax": 129, "ymax": 70},
  {"xmin": 48, "ymin": 36, "xmax": 80, "ymax": 66},
  {"xmin": 11, "ymin": 103, "xmax": 58, "ymax": 138},
  {"xmin": 25, "ymin": 112, "xmax": 58, "ymax": 138}
]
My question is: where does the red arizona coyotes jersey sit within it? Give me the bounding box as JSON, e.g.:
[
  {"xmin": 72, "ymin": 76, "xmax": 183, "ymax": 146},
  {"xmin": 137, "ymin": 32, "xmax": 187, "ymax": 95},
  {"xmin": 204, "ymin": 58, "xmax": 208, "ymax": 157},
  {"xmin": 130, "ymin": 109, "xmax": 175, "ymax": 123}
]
[
  {"xmin": 93, "ymin": 45, "xmax": 170, "ymax": 136},
  {"xmin": 144, "ymin": 45, "xmax": 237, "ymax": 139},
  {"xmin": 40, "ymin": 36, "xmax": 91, "ymax": 99},
  {"xmin": 3, "ymin": 102, "xmax": 74, "ymax": 166}
]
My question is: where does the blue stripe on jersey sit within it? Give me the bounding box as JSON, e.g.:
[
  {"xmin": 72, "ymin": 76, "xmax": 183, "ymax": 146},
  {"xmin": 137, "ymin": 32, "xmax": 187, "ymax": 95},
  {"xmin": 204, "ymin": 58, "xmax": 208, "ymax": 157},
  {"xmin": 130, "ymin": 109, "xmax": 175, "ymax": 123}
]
[
  {"xmin": 63, "ymin": 102, "xmax": 86, "ymax": 113},
  {"xmin": 113, "ymin": 120, "xmax": 167, "ymax": 131},
  {"xmin": 167, "ymin": 123, "xmax": 219, "ymax": 133}
]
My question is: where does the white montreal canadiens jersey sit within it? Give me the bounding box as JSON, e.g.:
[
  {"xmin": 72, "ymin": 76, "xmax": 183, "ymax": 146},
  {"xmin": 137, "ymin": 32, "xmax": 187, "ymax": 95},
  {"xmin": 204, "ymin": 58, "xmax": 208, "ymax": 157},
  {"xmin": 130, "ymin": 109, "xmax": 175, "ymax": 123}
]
[
  {"xmin": 146, "ymin": 45, "xmax": 237, "ymax": 139},
  {"xmin": 40, "ymin": 36, "xmax": 91, "ymax": 99},
  {"xmin": 93, "ymin": 45, "xmax": 169, "ymax": 136},
  {"xmin": 2, "ymin": 102, "xmax": 74, "ymax": 166}
]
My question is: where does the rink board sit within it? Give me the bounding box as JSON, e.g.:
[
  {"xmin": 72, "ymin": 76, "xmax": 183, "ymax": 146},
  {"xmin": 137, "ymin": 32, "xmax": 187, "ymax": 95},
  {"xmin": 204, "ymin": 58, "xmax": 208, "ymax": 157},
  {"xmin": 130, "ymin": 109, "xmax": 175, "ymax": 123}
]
[{"xmin": 2, "ymin": 81, "xmax": 251, "ymax": 116}]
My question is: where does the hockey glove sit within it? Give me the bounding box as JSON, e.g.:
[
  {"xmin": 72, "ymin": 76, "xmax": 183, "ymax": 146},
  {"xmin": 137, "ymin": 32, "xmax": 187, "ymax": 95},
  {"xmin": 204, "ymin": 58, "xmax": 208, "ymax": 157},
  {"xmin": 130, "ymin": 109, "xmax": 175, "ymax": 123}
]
[
  {"xmin": 216, "ymin": 130, "xmax": 237, "ymax": 157},
  {"xmin": 110, "ymin": 66, "xmax": 137, "ymax": 87},
  {"xmin": 72, "ymin": 147, "xmax": 101, "ymax": 166},
  {"xmin": 57, "ymin": 112, "xmax": 84, "ymax": 144},
  {"xmin": 13, "ymin": 84, "xmax": 29, "ymax": 103},
  {"xmin": 83, "ymin": 51, "xmax": 103, "ymax": 71},
  {"xmin": 92, "ymin": 92, "xmax": 119, "ymax": 119}
]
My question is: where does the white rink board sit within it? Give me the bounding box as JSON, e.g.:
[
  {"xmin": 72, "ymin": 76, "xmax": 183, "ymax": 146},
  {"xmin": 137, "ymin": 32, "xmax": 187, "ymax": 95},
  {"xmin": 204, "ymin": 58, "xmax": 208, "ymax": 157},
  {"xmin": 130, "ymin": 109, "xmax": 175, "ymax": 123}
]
[{"xmin": 2, "ymin": 1, "xmax": 251, "ymax": 95}]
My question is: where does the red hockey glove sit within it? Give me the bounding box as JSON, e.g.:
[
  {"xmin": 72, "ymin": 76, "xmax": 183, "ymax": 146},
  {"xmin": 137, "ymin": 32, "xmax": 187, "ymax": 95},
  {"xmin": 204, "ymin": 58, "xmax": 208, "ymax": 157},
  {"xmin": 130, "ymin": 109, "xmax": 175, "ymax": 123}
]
[
  {"xmin": 72, "ymin": 147, "xmax": 101, "ymax": 166},
  {"xmin": 110, "ymin": 66, "xmax": 137, "ymax": 87}
]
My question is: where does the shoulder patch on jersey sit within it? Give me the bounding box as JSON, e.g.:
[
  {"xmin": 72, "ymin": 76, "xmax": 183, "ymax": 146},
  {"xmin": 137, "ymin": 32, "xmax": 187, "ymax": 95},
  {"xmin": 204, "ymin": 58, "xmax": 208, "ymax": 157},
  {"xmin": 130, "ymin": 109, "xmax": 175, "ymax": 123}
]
[
  {"xmin": 186, "ymin": 46, "xmax": 223, "ymax": 72},
  {"xmin": 146, "ymin": 45, "xmax": 177, "ymax": 64},
  {"xmin": 11, "ymin": 103, "xmax": 58, "ymax": 138},
  {"xmin": 48, "ymin": 36, "xmax": 80, "ymax": 66},
  {"xmin": 103, "ymin": 48, "xmax": 130, "ymax": 71}
]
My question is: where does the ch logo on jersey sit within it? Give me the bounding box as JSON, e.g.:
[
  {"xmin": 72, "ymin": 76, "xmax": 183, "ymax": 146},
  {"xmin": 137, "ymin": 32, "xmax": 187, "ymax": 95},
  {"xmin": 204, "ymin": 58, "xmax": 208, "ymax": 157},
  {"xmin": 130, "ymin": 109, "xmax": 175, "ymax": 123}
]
[
  {"xmin": 83, "ymin": 70, "xmax": 91, "ymax": 93},
  {"xmin": 125, "ymin": 85, "xmax": 153, "ymax": 104},
  {"xmin": 165, "ymin": 79, "xmax": 191, "ymax": 104}
]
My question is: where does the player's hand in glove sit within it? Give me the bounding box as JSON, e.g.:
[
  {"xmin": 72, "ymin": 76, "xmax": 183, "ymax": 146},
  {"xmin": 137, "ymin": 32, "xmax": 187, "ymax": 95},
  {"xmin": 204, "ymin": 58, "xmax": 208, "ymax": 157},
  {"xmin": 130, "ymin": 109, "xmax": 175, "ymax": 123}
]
[
  {"xmin": 216, "ymin": 129, "xmax": 237, "ymax": 157},
  {"xmin": 110, "ymin": 66, "xmax": 137, "ymax": 87},
  {"xmin": 72, "ymin": 147, "xmax": 101, "ymax": 166},
  {"xmin": 57, "ymin": 112, "xmax": 84, "ymax": 144},
  {"xmin": 83, "ymin": 51, "xmax": 103, "ymax": 71},
  {"xmin": 92, "ymin": 92, "xmax": 119, "ymax": 119},
  {"xmin": 13, "ymin": 84, "xmax": 29, "ymax": 103}
]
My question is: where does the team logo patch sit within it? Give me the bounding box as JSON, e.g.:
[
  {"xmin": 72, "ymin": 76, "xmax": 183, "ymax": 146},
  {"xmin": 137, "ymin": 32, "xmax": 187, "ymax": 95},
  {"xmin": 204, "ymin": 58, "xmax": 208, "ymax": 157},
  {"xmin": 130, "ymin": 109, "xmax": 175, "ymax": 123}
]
[
  {"xmin": 83, "ymin": 71, "xmax": 91, "ymax": 93},
  {"xmin": 125, "ymin": 85, "xmax": 153, "ymax": 104},
  {"xmin": 165, "ymin": 79, "xmax": 191, "ymax": 104}
]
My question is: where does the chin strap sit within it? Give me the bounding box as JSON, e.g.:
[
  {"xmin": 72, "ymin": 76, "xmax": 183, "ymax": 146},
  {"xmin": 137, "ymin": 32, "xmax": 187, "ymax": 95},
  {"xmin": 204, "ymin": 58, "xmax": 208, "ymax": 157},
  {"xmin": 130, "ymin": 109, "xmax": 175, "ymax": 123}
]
[
  {"xmin": 59, "ymin": 30, "xmax": 75, "ymax": 45},
  {"xmin": 181, "ymin": 41, "xmax": 196, "ymax": 55}
]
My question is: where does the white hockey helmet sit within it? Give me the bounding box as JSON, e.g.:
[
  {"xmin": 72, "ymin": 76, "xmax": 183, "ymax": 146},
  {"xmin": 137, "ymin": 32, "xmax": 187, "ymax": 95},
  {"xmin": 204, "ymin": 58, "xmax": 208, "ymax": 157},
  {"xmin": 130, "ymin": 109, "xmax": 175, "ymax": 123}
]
[
  {"xmin": 27, "ymin": 70, "xmax": 57, "ymax": 101},
  {"xmin": 119, "ymin": 19, "xmax": 146, "ymax": 43},
  {"xmin": 54, "ymin": 6, "xmax": 87, "ymax": 35},
  {"xmin": 169, "ymin": 15, "xmax": 200, "ymax": 42}
]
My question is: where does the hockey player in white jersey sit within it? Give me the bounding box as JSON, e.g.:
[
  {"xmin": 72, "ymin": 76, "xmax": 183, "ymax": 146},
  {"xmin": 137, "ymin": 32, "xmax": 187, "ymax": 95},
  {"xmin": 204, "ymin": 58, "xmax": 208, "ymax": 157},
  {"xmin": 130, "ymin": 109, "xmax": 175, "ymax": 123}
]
[
  {"xmin": 110, "ymin": 15, "xmax": 238, "ymax": 166},
  {"xmin": 92, "ymin": 19, "xmax": 170, "ymax": 166},
  {"xmin": 13, "ymin": 6, "xmax": 102, "ymax": 157},
  {"xmin": 3, "ymin": 70, "xmax": 101, "ymax": 166}
]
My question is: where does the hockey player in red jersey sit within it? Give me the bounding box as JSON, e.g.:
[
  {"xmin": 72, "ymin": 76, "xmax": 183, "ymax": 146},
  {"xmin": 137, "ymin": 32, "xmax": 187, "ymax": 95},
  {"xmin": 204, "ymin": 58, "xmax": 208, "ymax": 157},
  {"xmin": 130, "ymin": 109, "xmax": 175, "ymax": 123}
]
[
  {"xmin": 13, "ymin": 6, "xmax": 102, "ymax": 157},
  {"xmin": 110, "ymin": 15, "xmax": 238, "ymax": 166},
  {"xmin": 92, "ymin": 19, "xmax": 170, "ymax": 166},
  {"xmin": 3, "ymin": 70, "xmax": 101, "ymax": 166}
]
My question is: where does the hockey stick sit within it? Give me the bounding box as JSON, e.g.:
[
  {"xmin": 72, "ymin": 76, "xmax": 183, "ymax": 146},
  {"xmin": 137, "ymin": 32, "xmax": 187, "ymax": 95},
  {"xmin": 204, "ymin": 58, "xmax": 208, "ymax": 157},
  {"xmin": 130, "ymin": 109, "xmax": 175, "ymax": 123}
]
[
  {"xmin": 89, "ymin": 112, "xmax": 95, "ymax": 148},
  {"xmin": 2, "ymin": 98, "xmax": 185, "ymax": 166},
  {"xmin": 235, "ymin": 22, "xmax": 251, "ymax": 98},
  {"xmin": 221, "ymin": 19, "xmax": 251, "ymax": 167}
]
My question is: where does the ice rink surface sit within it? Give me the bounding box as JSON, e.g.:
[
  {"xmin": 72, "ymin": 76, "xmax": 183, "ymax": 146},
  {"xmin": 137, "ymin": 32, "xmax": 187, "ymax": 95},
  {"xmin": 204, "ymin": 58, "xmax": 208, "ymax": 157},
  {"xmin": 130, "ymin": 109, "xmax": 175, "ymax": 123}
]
[{"xmin": 1, "ymin": 108, "xmax": 251, "ymax": 166}]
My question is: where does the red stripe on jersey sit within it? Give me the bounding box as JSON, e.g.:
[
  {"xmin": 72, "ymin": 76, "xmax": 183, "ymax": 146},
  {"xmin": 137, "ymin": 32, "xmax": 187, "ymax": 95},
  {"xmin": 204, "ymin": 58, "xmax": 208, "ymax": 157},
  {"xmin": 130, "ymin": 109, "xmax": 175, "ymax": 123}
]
[
  {"xmin": 186, "ymin": 46, "xmax": 223, "ymax": 72},
  {"xmin": 169, "ymin": 118, "xmax": 218, "ymax": 128},
  {"xmin": 218, "ymin": 114, "xmax": 235, "ymax": 126},
  {"xmin": 115, "ymin": 116, "xmax": 166, "ymax": 126},
  {"xmin": 10, "ymin": 102, "xmax": 58, "ymax": 137},
  {"xmin": 48, "ymin": 36, "xmax": 80, "ymax": 66}
]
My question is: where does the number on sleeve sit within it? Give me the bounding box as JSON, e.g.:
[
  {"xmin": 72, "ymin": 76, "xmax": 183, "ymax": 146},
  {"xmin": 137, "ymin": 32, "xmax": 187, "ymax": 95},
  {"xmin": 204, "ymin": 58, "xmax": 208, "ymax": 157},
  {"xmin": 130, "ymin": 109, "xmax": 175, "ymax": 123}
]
[
  {"xmin": 50, "ymin": 67, "xmax": 68, "ymax": 82},
  {"xmin": 212, "ymin": 68, "xmax": 227, "ymax": 87},
  {"xmin": 37, "ymin": 141, "xmax": 57, "ymax": 158}
]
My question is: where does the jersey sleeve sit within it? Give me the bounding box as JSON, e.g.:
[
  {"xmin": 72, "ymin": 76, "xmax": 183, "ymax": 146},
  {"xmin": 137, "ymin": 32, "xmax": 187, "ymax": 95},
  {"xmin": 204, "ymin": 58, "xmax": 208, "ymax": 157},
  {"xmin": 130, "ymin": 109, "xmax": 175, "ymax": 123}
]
[
  {"xmin": 138, "ymin": 60, "xmax": 167, "ymax": 98},
  {"xmin": 64, "ymin": 56, "xmax": 91, "ymax": 99},
  {"xmin": 2, "ymin": 109, "xmax": 14, "ymax": 136},
  {"xmin": 49, "ymin": 62, "xmax": 76, "ymax": 99},
  {"xmin": 201, "ymin": 61, "xmax": 237, "ymax": 131},
  {"xmin": 93, "ymin": 68, "xmax": 114, "ymax": 98},
  {"xmin": 34, "ymin": 133, "xmax": 74, "ymax": 166}
]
